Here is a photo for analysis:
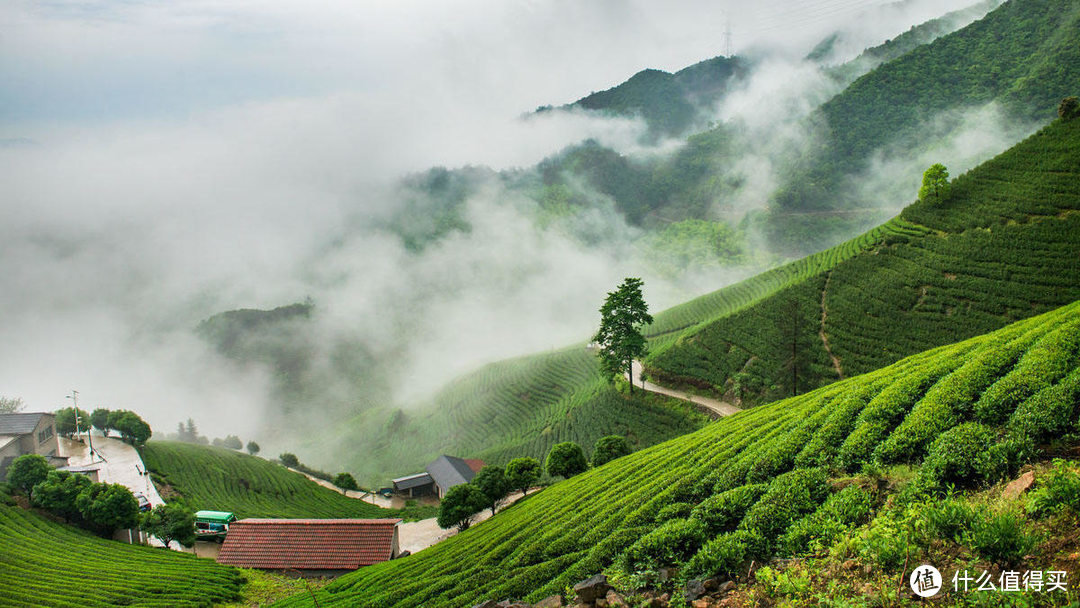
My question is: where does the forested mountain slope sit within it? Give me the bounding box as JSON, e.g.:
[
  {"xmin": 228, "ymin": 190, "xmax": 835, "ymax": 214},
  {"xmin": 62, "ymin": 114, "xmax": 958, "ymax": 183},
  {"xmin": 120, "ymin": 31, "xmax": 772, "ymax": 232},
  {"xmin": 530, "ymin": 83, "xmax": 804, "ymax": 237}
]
[
  {"xmin": 645, "ymin": 114, "xmax": 1080, "ymax": 405},
  {"xmin": 275, "ymin": 299, "xmax": 1080, "ymax": 607},
  {"xmin": 772, "ymin": 0, "xmax": 1080, "ymax": 237}
]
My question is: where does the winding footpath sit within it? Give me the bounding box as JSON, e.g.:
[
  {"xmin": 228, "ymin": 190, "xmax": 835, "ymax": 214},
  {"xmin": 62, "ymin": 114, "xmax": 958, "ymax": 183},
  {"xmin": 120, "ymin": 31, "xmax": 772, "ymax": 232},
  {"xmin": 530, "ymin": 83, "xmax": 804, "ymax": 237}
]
[{"xmin": 627, "ymin": 360, "xmax": 741, "ymax": 417}]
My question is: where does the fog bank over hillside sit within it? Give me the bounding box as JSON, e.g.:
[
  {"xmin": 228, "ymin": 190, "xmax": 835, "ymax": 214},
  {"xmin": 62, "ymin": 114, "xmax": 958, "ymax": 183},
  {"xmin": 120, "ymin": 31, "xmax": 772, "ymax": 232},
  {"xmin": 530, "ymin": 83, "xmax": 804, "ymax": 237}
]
[{"xmin": 0, "ymin": 0, "xmax": 990, "ymax": 443}]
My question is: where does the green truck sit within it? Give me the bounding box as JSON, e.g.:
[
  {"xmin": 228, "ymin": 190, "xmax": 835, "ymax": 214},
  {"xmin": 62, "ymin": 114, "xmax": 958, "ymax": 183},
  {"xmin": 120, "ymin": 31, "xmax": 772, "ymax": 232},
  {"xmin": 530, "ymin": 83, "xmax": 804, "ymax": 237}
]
[{"xmin": 194, "ymin": 511, "xmax": 237, "ymax": 542}]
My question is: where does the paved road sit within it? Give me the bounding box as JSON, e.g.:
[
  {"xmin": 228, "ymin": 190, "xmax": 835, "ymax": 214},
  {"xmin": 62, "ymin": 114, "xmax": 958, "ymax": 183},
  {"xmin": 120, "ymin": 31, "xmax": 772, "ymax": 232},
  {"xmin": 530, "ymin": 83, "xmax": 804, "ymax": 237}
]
[
  {"xmin": 397, "ymin": 490, "xmax": 528, "ymax": 554},
  {"xmin": 60, "ymin": 434, "xmax": 173, "ymax": 549},
  {"xmin": 627, "ymin": 360, "xmax": 741, "ymax": 417}
]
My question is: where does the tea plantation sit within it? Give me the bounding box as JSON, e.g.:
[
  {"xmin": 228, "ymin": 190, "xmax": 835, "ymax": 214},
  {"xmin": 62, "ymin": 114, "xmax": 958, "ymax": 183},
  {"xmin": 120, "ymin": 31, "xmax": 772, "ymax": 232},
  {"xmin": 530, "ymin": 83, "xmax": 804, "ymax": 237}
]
[
  {"xmin": 273, "ymin": 300, "xmax": 1080, "ymax": 607},
  {"xmin": 139, "ymin": 442, "xmax": 427, "ymax": 519},
  {"xmin": 0, "ymin": 502, "xmax": 245, "ymax": 607},
  {"xmin": 327, "ymin": 347, "xmax": 708, "ymax": 484},
  {"xmin": 644, "ymin": 115, "xmax": 1080, "ymax": 405}
]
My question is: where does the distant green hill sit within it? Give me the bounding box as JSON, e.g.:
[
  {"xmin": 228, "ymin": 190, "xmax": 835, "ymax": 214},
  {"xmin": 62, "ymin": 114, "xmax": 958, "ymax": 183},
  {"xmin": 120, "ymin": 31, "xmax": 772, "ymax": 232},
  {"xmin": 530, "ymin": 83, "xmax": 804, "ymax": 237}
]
[
  {"xmin": 645, "ymin": 115, "xmax": 1080, "ymax": 405},
  {"xmin": 556, "ymin": 56, "xmax": 746, "ymax": 138},
  {"xmin": 771, "ymin": 0, "xmax": 1080, "ymax": 249},
  {"xmin": 273, "ymin": 299, "xmax": 1080, "ymax": 607},
  {"xmin": 0, "ymin": 502, "xmax": 244, "ymax": 607},
  {"xmin": 317, "ymin": 347, "xmax": 707, "ymax": 484},
  {"xmin": 140, "ymin": 442, "xmax": 430, "ymax": 520}
]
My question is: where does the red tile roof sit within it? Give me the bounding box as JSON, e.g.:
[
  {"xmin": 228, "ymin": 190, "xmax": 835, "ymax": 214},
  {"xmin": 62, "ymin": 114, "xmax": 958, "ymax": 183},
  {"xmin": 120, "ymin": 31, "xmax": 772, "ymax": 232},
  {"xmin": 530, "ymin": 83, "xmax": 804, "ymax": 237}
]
[
  {"xmin": 464, "ymin": 459, "xmax": 485, "ymax": 474},
  {"xmin": 217, "ymin": 519, "xmax": 401, "ymax": 571}
]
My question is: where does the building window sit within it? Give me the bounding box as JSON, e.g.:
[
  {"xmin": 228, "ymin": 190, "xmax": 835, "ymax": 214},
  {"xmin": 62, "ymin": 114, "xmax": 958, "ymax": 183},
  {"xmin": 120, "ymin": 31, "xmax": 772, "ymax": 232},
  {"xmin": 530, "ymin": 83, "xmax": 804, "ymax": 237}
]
[{"xmin": 38, "ymin": 426, "xmax": 54, "ymax": 444}]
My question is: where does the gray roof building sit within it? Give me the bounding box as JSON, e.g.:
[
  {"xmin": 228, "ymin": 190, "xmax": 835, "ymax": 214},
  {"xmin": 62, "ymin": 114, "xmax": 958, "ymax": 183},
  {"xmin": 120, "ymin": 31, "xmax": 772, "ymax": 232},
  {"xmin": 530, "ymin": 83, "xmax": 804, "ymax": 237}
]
[
  {"xmin": 0, "ymin": 412, "xmax": 65, "ymax": 482},
  {"xmin": 425, "ymin": 455, "xmax": 484, "ymax": 499}
]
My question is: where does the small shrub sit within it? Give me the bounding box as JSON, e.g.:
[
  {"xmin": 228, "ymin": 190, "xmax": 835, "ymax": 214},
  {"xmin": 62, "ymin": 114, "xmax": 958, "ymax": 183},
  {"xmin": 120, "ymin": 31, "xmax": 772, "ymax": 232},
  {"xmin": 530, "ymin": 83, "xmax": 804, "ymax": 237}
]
[
  {"xmin": 918, "ymin": 423, "xmax": 994, "ymax": 490},
  {"xmin": 683, "ymin": 529, "xmax": 766, "ymax": 580},
  {"xmin": 655, "ymin": 502, "xmax": 694, "ymax": 523},
  {"xmin": 969, "ymin": 510, "xmax": 1035, "ymax": 568},
  {"xmin": 740, "ymin": 468, "xmax": 829, "ymax": 539},
  {"xmin": 856, "ymin": 508, "xmax": 917, "ymax": 570},
  {"xmin": 781, "ymin": 485, "xmax": 874, "ymax": 556},
  {"xmin": 1027, "ymin": 459, "xmax": 1080, "ymax": 518},
  {"xmin": 623, "ymin": 518, "xmax": 707, "ymax": 572},
  {"xmin": 691, "ymin": 483, "xmax": 767, "ymax": 535},
  {"xmin": 920, "ymin": 498, "xmax": 977, "ymax": 544},
  {"xmin": 976, "ymin": 435, "xmax": 1035, "ymax": 484},
  {"xmin": 1060, "ymin": 96, "xmax": 1080, "ymax": 120}
]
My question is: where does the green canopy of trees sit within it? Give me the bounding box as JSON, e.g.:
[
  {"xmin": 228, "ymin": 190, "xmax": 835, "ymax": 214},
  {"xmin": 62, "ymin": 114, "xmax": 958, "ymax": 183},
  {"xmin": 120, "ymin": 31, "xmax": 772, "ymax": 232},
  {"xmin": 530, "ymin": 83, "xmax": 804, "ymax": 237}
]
[
  {"xmin": 505, "ymin": 457, "xmax": 541, "ymax": 496},
  {"xmin": 437, "ymin": 484, "xmax": 485, "ymax": 531},
  {"xmin": 592, "ymin": 435, "xmax": 631, "ymax": 467},
  {"xmin": 141, "ymin": 503, "xmax": 196, "ymax": 549},
  {"xmin": 546, "ymin": 442, "xmax": 588, "ymax": 479}
]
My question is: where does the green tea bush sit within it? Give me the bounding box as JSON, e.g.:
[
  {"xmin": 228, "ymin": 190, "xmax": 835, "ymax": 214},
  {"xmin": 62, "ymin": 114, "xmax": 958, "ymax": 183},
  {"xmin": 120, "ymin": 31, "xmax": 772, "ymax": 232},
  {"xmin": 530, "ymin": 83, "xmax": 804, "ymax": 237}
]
[
  {"xmin": 855, "ymin": 508, "xmax": 917, "ymax": 570},
  {"xmin": 1026, "ymin": 460, "xmax": 1080, "ymax": 518},
  {"xmin": 969, "ymin": 510, "xmax": 1035, "ymax": 568},
  {"xmin": 683, "ymin": 529, "xmax": 768, "ymax": 580},
  {"xmin": 655, "ymin": 502, "xmax": 694, "ymax": 523},
  {"xmin": 1007, "ymin": 368, "xmax": 1080, "ymax": 444},
  {"xmin": 740, "ymin": 468, "xmax": 830, "ymax": 539},
  {"xmin": 623, "ymin": 518, "xmax": 707, "ymax": 571},
  {"xmin": 781, "ymin": 485, "xmax": 874, "ymax": 556},
  {"xmin": 917, "ymin": 423, "xmax": 995, "ymax": 489},
  {"xmin": 975, "ymin": 435, "xmax": 1035, "ymax": 483},
  {"xmin": 974, "ymin": 320, "xmax": 1080, "ymax": 424},
  {"xmin": 691, "ymin": 483, "xmax": 767, "ymax": 536}
]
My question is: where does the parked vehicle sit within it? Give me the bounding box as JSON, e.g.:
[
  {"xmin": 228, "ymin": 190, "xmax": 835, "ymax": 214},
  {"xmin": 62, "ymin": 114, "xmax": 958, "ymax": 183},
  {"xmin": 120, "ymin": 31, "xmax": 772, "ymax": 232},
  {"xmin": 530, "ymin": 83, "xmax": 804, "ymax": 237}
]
[
  {"xmin": 194, "ymin": 510, "xmax": 237, "ymax": 542},
  {"xmin": 133, "ymin": 492, "xmax": 152, "ymax": 513}
]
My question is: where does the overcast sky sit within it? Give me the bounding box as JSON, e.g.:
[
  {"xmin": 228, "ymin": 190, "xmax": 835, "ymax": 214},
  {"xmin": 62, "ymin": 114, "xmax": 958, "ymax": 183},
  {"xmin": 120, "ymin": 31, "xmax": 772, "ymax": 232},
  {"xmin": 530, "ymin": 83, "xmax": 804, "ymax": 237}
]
[{"xmin": 0, "ymin": 0, "xmax": 979, "ymax": 436}]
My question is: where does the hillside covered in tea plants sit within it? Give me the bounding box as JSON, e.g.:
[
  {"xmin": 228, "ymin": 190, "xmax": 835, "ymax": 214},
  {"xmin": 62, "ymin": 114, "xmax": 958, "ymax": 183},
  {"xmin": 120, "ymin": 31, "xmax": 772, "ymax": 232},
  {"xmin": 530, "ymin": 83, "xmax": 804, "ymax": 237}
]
[
  {"xmin": 324, "ymin": 347, "xmax": 708, "ymax": 484},
  {"xmin": 644, "ymin": 114, "xmax": 1080, "ymax": 406},
  {"xmin": 0, "ymin": 501, "xmax": 245, "ymax": 607},
  {"xmin": 139, "ymin": 442, "xmax": 433, "ymax": 520},
  {"xmin": 274, "ymin": 298, "xmax": 1080, "ymax": 607}
]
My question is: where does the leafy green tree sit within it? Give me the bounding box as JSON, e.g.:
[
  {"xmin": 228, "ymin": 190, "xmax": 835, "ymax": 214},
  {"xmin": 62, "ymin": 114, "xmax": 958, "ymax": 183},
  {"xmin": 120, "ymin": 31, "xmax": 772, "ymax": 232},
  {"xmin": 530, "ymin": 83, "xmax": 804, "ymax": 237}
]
[
  {"xmin": 279, "ymin": 453, "xmax": 300, "ymax": 467},
  {"xmin": 593, "ymin": 277, "xmax": 653, "ymax": 394},
  {"xmin": 7, "ymin": 454, "xmax": 51, "ymax": 495},
  {"xmin": 54, "ymin": 407, "xmax": 88, "ymax": 437},
  {"xmin": 333, "ymin": 472, "xmax": 359, "ymax": 491},
  {"xmin": 111, "ymin": 411, "xmax": 152, "ymax": 445},
  {"xmin": 32, "ymin": 470, "xmax": 92, "ymax": 523},
  {"xmin": 246, "ymin": 441, "xmax": 260, "ymax": 456},
  {"xmin": 1059, "ymin": 96, "xmax": 1080, "ymax": 120},
  {"xmin": 919, "ymin": 163, "xmax": 949, "ymax": 202},
  {"xmin": 471, "ymin": 466, "xmax": 510, "ymax": 516},
  {"xmin": 90, "ymin": 408, "xmax": 111, "ymax": 434},
  {"xmin": 141, "ymin": 503, "xmax": 196, "ymax": 549},
  {"xmin": 592, "ymin": 435, "xmax": 631, "ymax": 467},
  {"xmin": 222, "ymin": 435, "xmax": 243, "ymax": 450},
  {"xmin": 0, "ymin": 396, "xmax": 24, "ymax": 414},
  {"xmin": 76, "ymin": 482, "xmax": 140, "ymax": 537},
  {"xmin": 437, "ymin": 484, "xmax": 485, "ymax": 531},
  {"xmin": 505, "ymin": 457, "xmax": 542, "ymax": 496},
  {"xmin": 546, "ymin": 442, "xmax": 588, "ymax": 479}
]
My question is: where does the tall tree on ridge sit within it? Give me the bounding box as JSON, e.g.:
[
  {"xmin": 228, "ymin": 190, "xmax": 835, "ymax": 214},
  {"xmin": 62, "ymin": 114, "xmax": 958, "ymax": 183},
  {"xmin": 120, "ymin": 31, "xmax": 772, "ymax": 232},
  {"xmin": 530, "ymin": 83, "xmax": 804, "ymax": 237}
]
[{"xmin": 593, "ymin": 277, "xmax": 653, "ymax": 395}]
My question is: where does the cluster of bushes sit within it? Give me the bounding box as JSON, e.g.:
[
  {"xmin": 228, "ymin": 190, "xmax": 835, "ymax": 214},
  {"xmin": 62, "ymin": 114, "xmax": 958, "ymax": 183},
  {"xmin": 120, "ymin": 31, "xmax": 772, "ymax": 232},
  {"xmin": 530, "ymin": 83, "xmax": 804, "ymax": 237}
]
[
  {"xmin": 437, "ymin": 458, "xmax": 544, "ymax": 531},
  {"xmin": 5, "ymin": 454, "xmax": 155, "ymax": 538},
  {"xmin": 55, "ymin": 407, "xmax": 152, "ymax": 445}
]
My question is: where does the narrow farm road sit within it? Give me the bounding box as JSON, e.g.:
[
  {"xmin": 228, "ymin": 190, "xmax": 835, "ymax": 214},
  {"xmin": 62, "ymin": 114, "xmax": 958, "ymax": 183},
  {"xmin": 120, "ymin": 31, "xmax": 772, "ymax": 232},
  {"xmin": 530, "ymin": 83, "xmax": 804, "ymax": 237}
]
[{"xmin": 627, "ymin": 360, "xmax": 741, "ymax": 417}]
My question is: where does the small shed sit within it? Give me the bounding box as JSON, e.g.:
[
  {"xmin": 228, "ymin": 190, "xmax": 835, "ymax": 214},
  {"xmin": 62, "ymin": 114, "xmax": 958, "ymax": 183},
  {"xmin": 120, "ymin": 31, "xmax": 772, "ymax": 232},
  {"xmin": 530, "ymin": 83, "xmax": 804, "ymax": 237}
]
[
  {"xmin": 391, "ymin": 472, "xmax": 435, "ymax": 497},
  {"xmin": 217, "ymin": 518, "xmax": 402, "ymax": 577}
]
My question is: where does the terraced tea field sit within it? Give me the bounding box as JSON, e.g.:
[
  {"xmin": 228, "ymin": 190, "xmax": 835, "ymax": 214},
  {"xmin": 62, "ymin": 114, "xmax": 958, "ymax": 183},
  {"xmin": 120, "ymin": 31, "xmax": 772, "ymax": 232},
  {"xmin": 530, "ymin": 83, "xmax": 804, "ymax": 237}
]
[
  {"xmin": 140, "ymin": 442, "xmax": 423, "ymax": 519},
  {"xmin": 273, "ymin": 300, "xmax": 1080, "ymax": 607},
  {"xmin": 328, "ymin": 347, "xmax": 707, "ymax": 483},
  {"xmin": 645, "ymin": 117, "xmax": 1080, "ymax": 405},
  {"xmin": 0, "ymin": 503, "xmax": 244, "ymax": 607}
]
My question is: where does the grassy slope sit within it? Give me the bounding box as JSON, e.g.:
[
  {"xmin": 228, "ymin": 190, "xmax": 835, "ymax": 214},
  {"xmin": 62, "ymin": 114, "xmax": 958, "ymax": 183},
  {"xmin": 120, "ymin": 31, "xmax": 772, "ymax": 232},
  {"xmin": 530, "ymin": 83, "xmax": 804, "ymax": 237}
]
[
  {"xmin": 140, "ymin": 442, "xmax": 428, "ymax": 520},
  {"xmin": 324, "ymin": 347, "xmax": 708, "ymax": 484},
  {"xmin": 0, "ymin": 503, "xmax": 244, "ymax": 607},
  {"xmin": 644, "ymin": 116, "xmax": 1080, "ymax": 406},
  {"xmin": 274, "ymin": 299, "xmax": 1080, "ymax": 607}
]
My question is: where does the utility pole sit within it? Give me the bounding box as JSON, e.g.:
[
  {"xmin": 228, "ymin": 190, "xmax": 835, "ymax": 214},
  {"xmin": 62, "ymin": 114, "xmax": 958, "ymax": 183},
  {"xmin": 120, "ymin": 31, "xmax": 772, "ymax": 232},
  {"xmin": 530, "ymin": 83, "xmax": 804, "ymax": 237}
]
[
  {"xmin": 722, "ymin": 14, "xmax": 734, "ymax": 57},
  {"xmin": 67, "ymin": 390, "xmax": 97, "ymax": 463}
]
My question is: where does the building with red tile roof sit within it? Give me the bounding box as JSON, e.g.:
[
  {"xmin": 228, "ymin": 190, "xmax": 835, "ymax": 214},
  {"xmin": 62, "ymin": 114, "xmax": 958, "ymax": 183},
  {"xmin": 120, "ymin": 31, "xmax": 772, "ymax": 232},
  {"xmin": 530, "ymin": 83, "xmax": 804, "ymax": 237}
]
[{"xmin": 216, "ymin": 518, "xmax": 401, "ymax": 577}]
